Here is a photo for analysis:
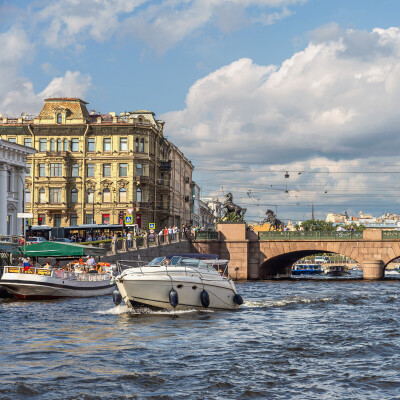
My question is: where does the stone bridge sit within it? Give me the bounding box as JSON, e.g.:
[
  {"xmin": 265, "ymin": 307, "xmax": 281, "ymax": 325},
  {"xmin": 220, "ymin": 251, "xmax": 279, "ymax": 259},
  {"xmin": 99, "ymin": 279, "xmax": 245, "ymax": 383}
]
[{"xmin": 191, "ymin": 223, "xmax": 400, "ymax": 280}]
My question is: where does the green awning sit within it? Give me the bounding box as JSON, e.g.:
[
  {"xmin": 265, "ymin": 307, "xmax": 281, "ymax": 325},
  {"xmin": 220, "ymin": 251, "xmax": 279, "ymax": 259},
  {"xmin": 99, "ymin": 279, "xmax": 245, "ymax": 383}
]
[{"xmin": 17, "ymin": 241, "xmax": 106, "ymax": 257}]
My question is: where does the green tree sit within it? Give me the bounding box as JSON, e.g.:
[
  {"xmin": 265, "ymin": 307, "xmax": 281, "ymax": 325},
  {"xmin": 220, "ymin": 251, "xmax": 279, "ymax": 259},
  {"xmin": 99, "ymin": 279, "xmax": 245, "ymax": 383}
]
[{"xmin": 300, "ymin": 219, "xmax": 335, "ymax": 231}]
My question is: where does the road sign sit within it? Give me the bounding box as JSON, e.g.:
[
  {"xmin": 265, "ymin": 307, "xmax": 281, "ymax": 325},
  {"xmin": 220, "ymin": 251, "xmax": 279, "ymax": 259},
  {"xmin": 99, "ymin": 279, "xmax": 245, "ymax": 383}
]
[
  {"xmin": 149, "ymin": 223, "xmax": 155, "ymax": 229},
  {"xmin": 149, "ymin": 229, "xmax": 154, "ymax": 234},
  {"xmin": 18, "ymin": 213, "xmax": 33, "ymax": 219},
  {"xmin": 126, "ymin": 208, "xmax": 133, "ymax": 214},
  {"xmin": 125, "ymin": 215, "xmax": 133, "ymax": 225}
]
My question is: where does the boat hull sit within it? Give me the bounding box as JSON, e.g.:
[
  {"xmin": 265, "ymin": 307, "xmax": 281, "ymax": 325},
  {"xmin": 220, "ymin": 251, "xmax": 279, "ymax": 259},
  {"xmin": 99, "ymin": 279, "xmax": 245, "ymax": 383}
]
[
  {"xmin": 1, "ymin": 272, "xmax": 115, "ymax": 299},
  {"xmin": 117, "ymin": 275, "xmax": 239, "ymax": 311}
]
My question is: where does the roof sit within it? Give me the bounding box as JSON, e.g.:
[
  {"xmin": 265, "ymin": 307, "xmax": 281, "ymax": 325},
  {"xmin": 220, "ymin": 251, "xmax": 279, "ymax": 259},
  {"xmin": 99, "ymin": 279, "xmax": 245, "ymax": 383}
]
[
  {"xmin": 17, "ymin": 241, "xmax": 106, "ymax": 257},
  {"xmin": 37, "ymin": 98, "xmax": 90, "ymax": 121},
  {"xmin": 44, "ymin": 98, "xmax": 88, "ymax": 104}
]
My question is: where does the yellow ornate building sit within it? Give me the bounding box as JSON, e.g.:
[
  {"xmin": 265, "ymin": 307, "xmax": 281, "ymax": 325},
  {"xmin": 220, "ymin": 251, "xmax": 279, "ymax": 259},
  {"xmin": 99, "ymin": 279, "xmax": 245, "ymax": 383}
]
[{"xmin": 0, "ymin": 98, "xmax": 173, "ymax": 229}]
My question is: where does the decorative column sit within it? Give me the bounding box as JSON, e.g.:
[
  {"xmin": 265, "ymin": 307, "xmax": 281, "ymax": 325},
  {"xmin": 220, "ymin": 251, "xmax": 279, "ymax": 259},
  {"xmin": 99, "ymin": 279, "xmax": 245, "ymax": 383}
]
[
  {"xmin": 0, "ymin": 164, "xmax": 8, "ymax": 235},
  {"xmin": 16, "ymin": 167, "xmax": 26, "ymax": 236},
  {"xmin": 363, "ymin": 260, "xmax": 384, "ymax": 280}
]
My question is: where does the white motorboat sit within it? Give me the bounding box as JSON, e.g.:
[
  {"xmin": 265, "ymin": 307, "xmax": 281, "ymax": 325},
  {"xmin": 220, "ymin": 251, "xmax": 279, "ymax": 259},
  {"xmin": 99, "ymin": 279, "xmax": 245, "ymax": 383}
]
[
  {"xmin": 0, "ymin": 265, "xmax": 116, "ymax": 299},
  {"xmin": 115, "ymin": 255, "xmax": 243, "ymax": 311}
]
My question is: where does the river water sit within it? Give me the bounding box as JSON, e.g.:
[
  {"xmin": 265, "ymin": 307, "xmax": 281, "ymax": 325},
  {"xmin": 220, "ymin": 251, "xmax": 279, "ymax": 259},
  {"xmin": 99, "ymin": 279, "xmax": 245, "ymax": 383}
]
[{"xmin": 1, "ymin": 275, "xmax": 400, "ymax": 399}]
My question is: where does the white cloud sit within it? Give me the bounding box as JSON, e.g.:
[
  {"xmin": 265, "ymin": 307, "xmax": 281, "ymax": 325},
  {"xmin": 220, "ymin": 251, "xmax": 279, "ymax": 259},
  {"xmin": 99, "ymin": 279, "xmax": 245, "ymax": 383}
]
[
  {"xmin": 28, "ymin": 0, "xmax": 305, "ymax": 53},
  {"xmin": 161, "ymin": 26, "xmax": 400, "ymax": 219}
]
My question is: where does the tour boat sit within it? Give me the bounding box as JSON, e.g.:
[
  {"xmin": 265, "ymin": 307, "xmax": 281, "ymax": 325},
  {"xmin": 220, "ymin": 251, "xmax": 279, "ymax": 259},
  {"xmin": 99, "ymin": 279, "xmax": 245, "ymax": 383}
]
[
  {"xmin": 0, "ymin": 265, "xmax": 116, "ymax": 299},
  {"xmin": 291, "ymin": 263, "xmax": 323, "ymax": 275},
  {"xmin": 114, "ymin": 255, "xmax": 243, "ymax": 311},
  {"xmin": 323, "ymin": 265, "xmax": 350, "ymax": 276}
]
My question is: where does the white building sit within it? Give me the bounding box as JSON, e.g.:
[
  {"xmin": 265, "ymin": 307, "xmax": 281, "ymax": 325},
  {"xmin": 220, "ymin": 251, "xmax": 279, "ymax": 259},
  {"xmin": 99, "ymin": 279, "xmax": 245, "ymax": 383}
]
[
  {"xmin": 201, "ymin": 197, "xmax": 223, "ymax": 221},
  {"xmin": 191, "ymin": 182, "xmax": 201, "ymax": 227},
  {"xmin": 0, "ymin": 139, "xmax": 36, "ymax": 235}
]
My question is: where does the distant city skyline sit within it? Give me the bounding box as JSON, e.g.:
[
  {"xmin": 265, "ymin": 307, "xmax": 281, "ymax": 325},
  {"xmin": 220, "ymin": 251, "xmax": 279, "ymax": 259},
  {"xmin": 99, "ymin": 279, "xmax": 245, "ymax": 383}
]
[{"xmin": 2, "ymin": 0, "xmax": 400, "ymax": 221}]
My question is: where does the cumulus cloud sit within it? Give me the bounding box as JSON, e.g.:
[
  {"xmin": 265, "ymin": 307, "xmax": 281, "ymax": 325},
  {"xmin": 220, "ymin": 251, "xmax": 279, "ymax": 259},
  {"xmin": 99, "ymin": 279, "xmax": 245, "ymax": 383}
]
[{"xmin": 161, "ymin": 26, "xmax": 400, "ymax": 219}]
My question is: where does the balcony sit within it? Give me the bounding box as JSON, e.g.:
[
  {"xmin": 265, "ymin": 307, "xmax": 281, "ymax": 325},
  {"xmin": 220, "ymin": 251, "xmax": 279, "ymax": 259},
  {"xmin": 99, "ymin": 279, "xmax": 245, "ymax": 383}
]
[{"xmin": 160, "ymin": 161, "xmax": 171, "ymax": 172}]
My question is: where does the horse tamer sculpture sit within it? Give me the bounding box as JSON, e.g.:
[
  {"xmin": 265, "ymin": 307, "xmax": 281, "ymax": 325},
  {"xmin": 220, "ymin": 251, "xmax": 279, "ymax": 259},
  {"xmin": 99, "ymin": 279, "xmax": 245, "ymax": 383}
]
[
  {"xmin": 221, "ymin": 193, "xmax": 247, "ymax": 222},
  {"xmin": 263, "ymin": 209, "xmax": 284, "ymax": 231}
]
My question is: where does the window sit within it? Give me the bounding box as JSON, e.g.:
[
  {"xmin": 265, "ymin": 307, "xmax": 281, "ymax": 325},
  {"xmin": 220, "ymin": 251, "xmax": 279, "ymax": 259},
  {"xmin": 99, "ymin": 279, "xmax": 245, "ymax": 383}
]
[
  {"xmin": 25, "ymin": 189, "xmax": 31, "ymax": 203},
  {"xmin": 120, "ymin": 137, "xmax": 127, "ymax": 151},
  {"xmin": 87, "ymin": 189, "xmax": 94, "ymax": 203},
  {"xmin": 39, "ymin": 189, "xmax": 46, "ymax": 203},
  {"xmin": 136, "ymin": 188, "xmax": 142, "ymax": 202},
  {"xmin": 102, "ymin": 214, "xmax": 110, "ymax": 225},
  {"xmin": 140, "ymin": 138, "xmax": 144, "ymax": 152},
  {"xmin": 63, "ymin": 139, "xmax": 69, "ymax": 151},
  {"xmin": 50, "ymin": 188, "xmax": 62, "ymax": 203},
  {"xmin": 50, "ymin": 163, "xmax": 62, "ymax": 177},
  {"xmin": 135, "ymin": 138, "xmax": 139, "ymax": 152},
  {"xmin": 103, "ymin": 188, "xmax": 110, "ymax": 202},
  {"xmin": 103, "ymin": 164, "xmax": 111, "ymax": 177},
  {"xmin": 70, "ymin": 214, "xmax": 78, "ymax": 226},
  {"xmin": 86, "ymin": 214, "xmax": 94, "ymax": 224},
  {"xmin": 71, "ymin": 138, "xmax": 79, "ymax": 152},
  {"xmin": 71, "ymin": 163, "xmax": 79, "ymax": 177},
  {"xmin": 57, "ymin": 139, "xmax": 61, "ymax": 151},
  {"xmin": 54, "ymin": 214, "xmax": 62, "ymax": 227},
  {"xmin": 87, "ymin": 137, "xmax": 95, "ymax": 152},
  {"xmin": 50, "ymin": 139, "xmax": 55, "ymax": 151},
  {"xmin": 7, "ymin": 171, "xmax": 11, "ymax": 192},
  {"xmin": 24, "ymin": 138, "xmax": 32, "ymax": 147},
  {"xmin": 39, "ymin": 139, "xmax": 47, "ymax": 152},
  {"xmin": 87, "ymin": 164, "xmax": 94, "ymax": 177},
  {"xmin": 39, "ymin": 164, "xmax": 46, "ymax": 177},
  {"xmin": 26, "ymin": 164, "xmax": 31, "ymax": 176},
  {"xmin": 119, "ymin": 188, "xmax": 127, "ymax": 202},
  {"xmin": 8, "ymin": 138, "xmax": 16, "ymax": 143},
  {"xmin": 103, "ymin": 138, "xmax": 111, "ymax": 152},
  {"xmin": 71, "ymin": 189, "xmax": 78, "ymax": 203},
  {"xmin": 137, "ymin": 163, "xmax": 143, "ymax": 176},
  {"xmin": 57, "ymin": 113, "xmax": 62, "ymax": 124},
  {"xmin": 119, "ymin": 163, "xmax": 127, "ymax": 177}
]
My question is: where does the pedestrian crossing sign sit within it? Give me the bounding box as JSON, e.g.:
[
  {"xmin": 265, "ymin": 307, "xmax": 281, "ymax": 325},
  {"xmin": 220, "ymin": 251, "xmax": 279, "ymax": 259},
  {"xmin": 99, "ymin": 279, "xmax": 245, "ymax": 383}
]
[
  {"xmin": 125, "ymin": 215, "xmax": 133, "ymax": 225},
  {"xmin": 149, "ymin": 222, "xmax": 155, "ymax": 229}
]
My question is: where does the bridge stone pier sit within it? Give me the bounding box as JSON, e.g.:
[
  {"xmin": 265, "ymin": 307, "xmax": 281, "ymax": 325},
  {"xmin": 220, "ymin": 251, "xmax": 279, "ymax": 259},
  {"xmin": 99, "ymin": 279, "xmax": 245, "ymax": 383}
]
[{"xmin": 191, "ymin": 224, "xmax": 400, "ymax": 280}]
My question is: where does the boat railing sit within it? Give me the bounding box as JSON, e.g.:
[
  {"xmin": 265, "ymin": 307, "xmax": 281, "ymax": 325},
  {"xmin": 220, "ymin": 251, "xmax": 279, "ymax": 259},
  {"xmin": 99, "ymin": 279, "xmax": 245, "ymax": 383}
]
[{"xmin": 3, "ymin": 266, "xmax": 110, "ymax": 281}]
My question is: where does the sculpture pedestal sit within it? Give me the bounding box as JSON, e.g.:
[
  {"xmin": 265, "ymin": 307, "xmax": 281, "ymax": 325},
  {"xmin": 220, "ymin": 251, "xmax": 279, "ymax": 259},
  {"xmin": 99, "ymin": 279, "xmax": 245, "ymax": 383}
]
[{"xmin": 217, "ymin": 223, "xmax": 248, "ymax": 280}]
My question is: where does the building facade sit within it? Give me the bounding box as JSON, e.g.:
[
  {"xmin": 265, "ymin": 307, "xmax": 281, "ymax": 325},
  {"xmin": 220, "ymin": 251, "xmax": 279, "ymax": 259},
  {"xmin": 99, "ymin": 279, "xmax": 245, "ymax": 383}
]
[
  {"xmin": 169, "ymin": 143, "xmax": 193, "ymax": 228},
  {"xmin": 0, "ymin": 98, "xmax": 172, "ymax": 229},
  {"xmin": 0, "ymin": 139, "xmax": 36, "ymax": 235}
]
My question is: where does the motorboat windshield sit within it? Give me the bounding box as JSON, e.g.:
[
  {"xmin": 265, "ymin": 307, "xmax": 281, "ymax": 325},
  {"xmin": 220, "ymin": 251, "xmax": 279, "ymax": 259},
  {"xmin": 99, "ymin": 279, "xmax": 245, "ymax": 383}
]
[{"xmin": 148, "ymin": 257, "xmax": 166, "ymax": 266}]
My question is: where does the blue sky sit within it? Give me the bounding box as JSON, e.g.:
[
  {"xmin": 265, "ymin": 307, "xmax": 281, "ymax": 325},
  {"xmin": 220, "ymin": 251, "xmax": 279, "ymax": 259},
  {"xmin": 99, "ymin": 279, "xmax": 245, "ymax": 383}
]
[{"xmin": 2, "ymin": 0, "xmax": 400, "ymax": 223}]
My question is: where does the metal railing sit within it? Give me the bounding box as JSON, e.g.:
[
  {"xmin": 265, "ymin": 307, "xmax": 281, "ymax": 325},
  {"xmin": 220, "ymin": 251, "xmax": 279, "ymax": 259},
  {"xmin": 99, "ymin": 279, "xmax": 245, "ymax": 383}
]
[
  {"xmin": 195, "ymin": 231, "xmax": 219, "ymax": 240},
  {"xmin": 258, "ymin": 231, "xmax": 363, "ymax": 240},
  {"xmin": 382, "ymin": 230, "xmax": 400, "ymax": 239}
]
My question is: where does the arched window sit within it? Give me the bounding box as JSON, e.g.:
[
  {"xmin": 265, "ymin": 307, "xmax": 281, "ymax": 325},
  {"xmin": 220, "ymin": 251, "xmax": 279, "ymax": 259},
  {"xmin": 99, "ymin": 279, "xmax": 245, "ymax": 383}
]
[
  {"xmin": 57, "ymin": 139, "xmax": 61, "ymax": 151},
  {"xmin": 39, "ymin": 189, "xmax": 45, "ymax": 203},
  {"xmin": 119, "ymin": 188, "xmax": 127, "ymax": 203},
  {"xmin": 25, "ymin": 188, "xmax": 31, "ymax": 203},
  {"xmin": 71, "ymin": 188, "xmax": 78, "ymax": 203},
  {"xmin": 57, "ymin": 113, "xmax": 62, "ymax": 124},
  {"xmin": 140, "ymin": 138, "xmax": 144, "ymax": 152},
  {"xmin": 103, "ymin": 188, "xmax": 110, "ymax": 203},
  {"xmin": 136, "ymin": 188, "xmax": 142, "ymax": 202},
  {"xmin": 50, "ymin": 139, "xmax": 55, "ymax": 151},
  {"xmin": 135, "ymin": 138, "xmax": 139, "ymax": 152},
  {"xmin": 87, "ymin": 189, "xmax": 94, "ymax": 203},
  {"xmin": 63, "ymin": 139, "xmax": 69, "ymax": 151}
]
